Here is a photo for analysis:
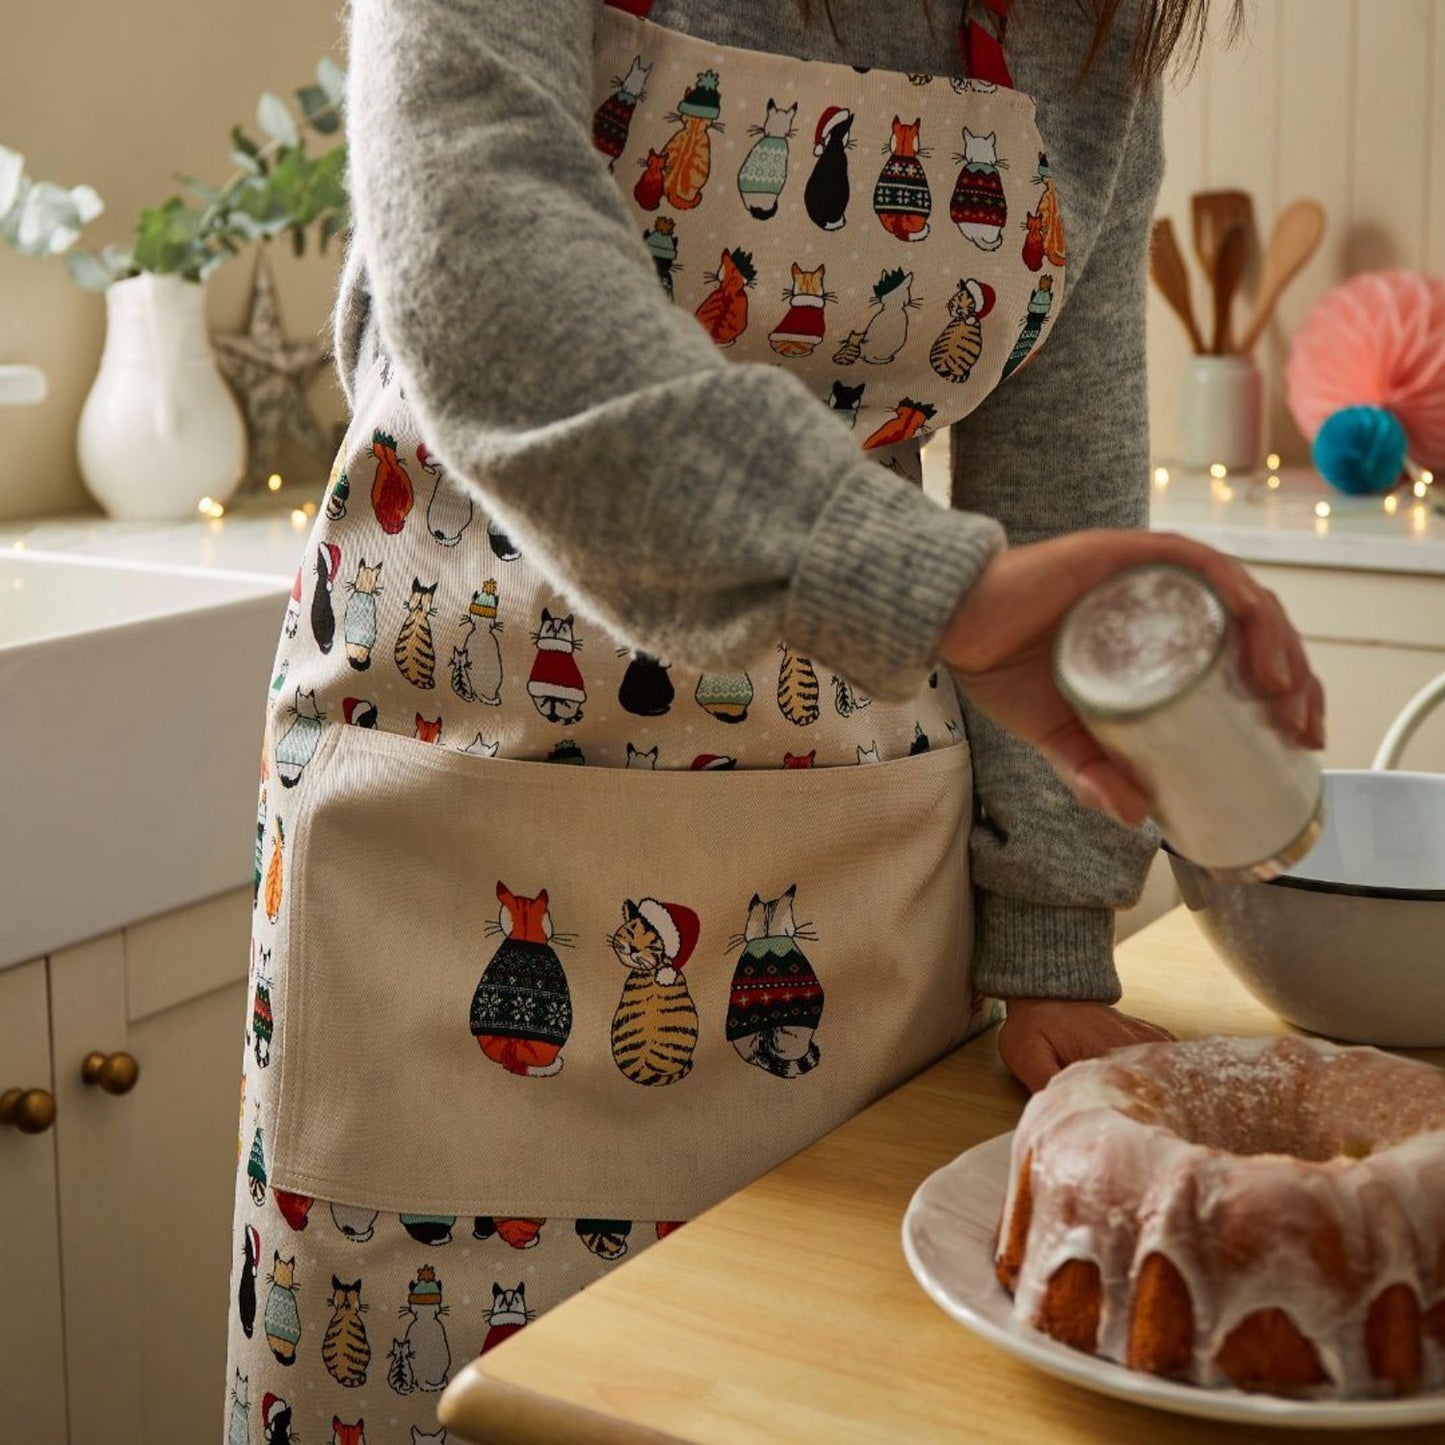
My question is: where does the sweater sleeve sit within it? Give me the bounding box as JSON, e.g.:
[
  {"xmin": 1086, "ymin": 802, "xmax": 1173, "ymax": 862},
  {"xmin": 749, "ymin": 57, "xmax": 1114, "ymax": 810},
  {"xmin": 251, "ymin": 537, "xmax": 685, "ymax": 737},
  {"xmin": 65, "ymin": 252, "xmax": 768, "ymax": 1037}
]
[
  {"xmin": 949, "ymin": 56, "xmax": 1166, "ymax": 1002},
  {"xmin": 342, "ymin": 0, "xmax": 1003, "ymax": 703}
]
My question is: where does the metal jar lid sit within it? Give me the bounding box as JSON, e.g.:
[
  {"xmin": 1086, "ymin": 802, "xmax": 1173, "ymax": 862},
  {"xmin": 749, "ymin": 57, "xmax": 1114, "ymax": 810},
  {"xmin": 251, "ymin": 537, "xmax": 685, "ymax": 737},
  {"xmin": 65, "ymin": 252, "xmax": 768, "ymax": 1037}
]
[{"xmin": 1054, "ymin": 563, "xmax": 1227, "ymax": 722}]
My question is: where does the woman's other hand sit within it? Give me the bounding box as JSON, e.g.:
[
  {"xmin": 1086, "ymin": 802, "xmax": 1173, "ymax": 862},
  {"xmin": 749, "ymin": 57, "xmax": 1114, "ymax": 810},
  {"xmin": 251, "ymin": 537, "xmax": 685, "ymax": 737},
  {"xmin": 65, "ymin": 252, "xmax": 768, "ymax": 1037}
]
[
  {"xmin": 997, "ymin": 997, "xmax": 1175, "ymax": 1094},
  {"xmin": 938, "ymin": 529, "xmax": 1325, "ymax": 828}
]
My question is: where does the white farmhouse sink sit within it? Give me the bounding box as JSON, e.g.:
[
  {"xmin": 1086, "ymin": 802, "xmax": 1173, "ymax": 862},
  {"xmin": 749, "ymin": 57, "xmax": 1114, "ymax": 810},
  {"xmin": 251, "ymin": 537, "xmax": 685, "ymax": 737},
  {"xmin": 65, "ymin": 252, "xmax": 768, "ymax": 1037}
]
[
  {"xmin": 0, "ymin": 550, "xmax": 290, "ymax": 967},
  {"xmin": 0, "ymin": 552, "xmax": 280, "ymax": 646}
]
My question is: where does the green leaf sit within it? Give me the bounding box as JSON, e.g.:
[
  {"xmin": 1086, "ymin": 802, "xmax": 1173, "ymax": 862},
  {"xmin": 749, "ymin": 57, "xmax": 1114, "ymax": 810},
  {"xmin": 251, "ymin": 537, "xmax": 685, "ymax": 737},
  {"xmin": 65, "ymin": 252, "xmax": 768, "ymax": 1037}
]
[
  {"xmin": 68, "ymin": 184, "xmax": 104, "ymax": 225},
  {"xmin": 226, "ymin": 211, "xmax": 266, "ymax": 241},
  {"xmin": 176, "ymin": 174, "xmax": 223, "ymax": 204},
  {"xmin": 132, "ymin": 197, "xmax": 208, "ymax": 274},
  {"xmin": 296, "ymin": 84, "xmax": 340, "ymax": 135},
  {"xmin": 257, "ymin": 91, "xmax": 300, "ymax": 149},
  {"xmin": 0, "ymin": 175, "xmax": 29, "ymax": 245},
  {"xmin": 16, "ymin": 182, "xmax": 84, "ymax": 255},
  {"xmin": 316, "ymin": 55, "xmax": 346, "ymax": 106},
  {"xmin": 65, "ymin": 248, "xmax": 113, "ymax": 291},
  {"xmin": 0, "ymin": 145, "xmax": 25, "ymax": 219},
  {"xmin": 230, "ymin": 125, "xmax": 261, "ymax": 160},
  {"xmin": 320, "ymin": 210, "xmax": 348, "ymax": 252}
]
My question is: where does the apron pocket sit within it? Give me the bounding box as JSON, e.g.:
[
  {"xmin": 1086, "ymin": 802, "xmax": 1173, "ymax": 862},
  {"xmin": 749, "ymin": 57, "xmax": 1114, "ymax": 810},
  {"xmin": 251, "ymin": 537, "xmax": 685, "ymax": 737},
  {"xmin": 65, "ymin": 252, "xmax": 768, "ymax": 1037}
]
[{"xmin": 271, "ymin": 722, "xmax": 978, "ymax": 1219}]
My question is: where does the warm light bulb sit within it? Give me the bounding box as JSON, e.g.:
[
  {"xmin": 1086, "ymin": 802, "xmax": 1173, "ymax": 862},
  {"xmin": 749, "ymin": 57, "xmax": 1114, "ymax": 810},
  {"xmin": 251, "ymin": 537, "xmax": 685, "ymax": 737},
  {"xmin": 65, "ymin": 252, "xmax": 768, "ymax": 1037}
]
[
  {"xmin": 268, "ymin": 473, "xmax": 283, "ymax": 492},
  {"xmin": 1384, "ymin": 494, "xmax": 1399, "ymax": 515},
  {"xmin": 1152, "ymin": 466, "xmax": 1170, "ymax": 486},
  {"xmin": 1209, "ymin": 463, "xmax": 1228, "ymax": 479},
  {"xmin": 1267, "ymin": 474, "xmax": 1281, "ymax": 490},
  {"xmin": 302, "ymin": 501, "xmax": 317, "ymax": 517},
  {"xmin": 1422, "ymin": 470, "xmax": 1435, "ymax": 486},
  {"xmin": 1413, "ymin": 504, "xmax": 1428, "ymax": 533},
  {"xmin": 1314, "ymin": 501, "xmax": 1332, "ymax": 519},
  {"xmin": 198, "ymin": 497, "xmax": 214, "ymax": 515},
  {"xmin": 1414, "ymin": 480, "xmax": 1429, "ymax": 498},
  {"xmin": 206, "ymin": 501, "xmax": 226, "ymax": 519},
  {"xmin": 1266, "ymin": 453, "xmax": 1281, "ymax": 471},
  {"xmin": 290, "ymin": 508, "xmax": 308, "ymax": 527}
]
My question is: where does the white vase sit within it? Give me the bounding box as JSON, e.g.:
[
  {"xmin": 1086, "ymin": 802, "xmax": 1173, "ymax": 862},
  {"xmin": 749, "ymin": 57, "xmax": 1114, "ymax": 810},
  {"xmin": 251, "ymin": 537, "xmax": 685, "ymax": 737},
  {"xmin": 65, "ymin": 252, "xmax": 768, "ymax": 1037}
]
[{"xmin": 78, "ymin": 273, "xmax": 247, "ymax": 519}]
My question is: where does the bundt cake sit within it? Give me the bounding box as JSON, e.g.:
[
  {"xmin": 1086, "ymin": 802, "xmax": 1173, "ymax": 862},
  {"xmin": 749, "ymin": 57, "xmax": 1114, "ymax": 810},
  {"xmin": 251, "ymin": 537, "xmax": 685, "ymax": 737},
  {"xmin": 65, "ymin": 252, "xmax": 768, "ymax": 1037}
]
[{"xmin": 995, "ymin": 1035, "xmax": 1445, "ymax": 1397}]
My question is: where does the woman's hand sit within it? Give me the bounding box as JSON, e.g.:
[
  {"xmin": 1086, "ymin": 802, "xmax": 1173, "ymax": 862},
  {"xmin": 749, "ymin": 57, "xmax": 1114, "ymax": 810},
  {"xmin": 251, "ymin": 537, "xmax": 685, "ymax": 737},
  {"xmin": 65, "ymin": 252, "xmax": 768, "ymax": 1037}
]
[
  {"xmin": 938, "ymin": 530, "xmax": 1325, "ymax": 827},
  {"xmin": 997, "ymin": 998, "xmax": 1175, "ymax": 1094}
]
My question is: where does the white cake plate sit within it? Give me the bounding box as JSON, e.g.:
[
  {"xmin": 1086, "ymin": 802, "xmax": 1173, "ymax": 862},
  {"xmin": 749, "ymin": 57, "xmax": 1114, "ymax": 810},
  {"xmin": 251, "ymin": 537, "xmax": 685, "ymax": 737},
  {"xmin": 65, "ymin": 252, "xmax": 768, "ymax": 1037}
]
[{"xmin": 902, "ymin": 1131, "xmax": 1445, "ymax": 1430}]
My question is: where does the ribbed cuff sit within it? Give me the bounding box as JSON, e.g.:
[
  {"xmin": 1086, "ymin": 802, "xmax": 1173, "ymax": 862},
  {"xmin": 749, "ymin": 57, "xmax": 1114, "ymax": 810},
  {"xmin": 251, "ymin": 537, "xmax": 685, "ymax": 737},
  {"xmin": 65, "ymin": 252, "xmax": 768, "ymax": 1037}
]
[
  {"xmin": 783, "ymin": 464, "xmax": 1005, "ymax": 704},
  {"xmin": 972, "ymin": 893, "xmax": 1122, "ymax": 1003}
]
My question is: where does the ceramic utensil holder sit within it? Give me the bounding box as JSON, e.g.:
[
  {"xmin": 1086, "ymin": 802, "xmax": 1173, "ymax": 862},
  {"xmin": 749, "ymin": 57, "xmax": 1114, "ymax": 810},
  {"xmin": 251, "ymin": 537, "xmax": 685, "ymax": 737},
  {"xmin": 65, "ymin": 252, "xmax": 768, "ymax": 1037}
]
[{"xmin": 1180, "ymin": 354, "xmax": 1262, "ymax": 472}]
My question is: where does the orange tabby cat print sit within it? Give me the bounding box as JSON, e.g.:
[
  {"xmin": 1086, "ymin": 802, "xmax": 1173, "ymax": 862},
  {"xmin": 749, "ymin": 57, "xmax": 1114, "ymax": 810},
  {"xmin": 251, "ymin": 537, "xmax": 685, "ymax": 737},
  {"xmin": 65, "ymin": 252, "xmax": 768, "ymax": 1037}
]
[
  {"xmin": 873, "ymin": 116, "xmax": 932, "ymax": 242},
  {"xmin": 634, "ymin": 148, "xmax": 666, "ymax": 212},
  {"xmin": 694, "ymin": 248, "xmax": 756, "ymax": 347},
  {"xmin": 660, "ymin": 69, "xmax": 722, "ymax": 210},
  {"xmin": 470, "ymin": 882, "xmax": 574, "ymax": 1078},
  {"xmin": 769, "ymin": 263, "xmax": 831, "ymax": 359},
  {"xmin": 608, "ymin": 897, "xmax": 701, "ymax": 1087}
]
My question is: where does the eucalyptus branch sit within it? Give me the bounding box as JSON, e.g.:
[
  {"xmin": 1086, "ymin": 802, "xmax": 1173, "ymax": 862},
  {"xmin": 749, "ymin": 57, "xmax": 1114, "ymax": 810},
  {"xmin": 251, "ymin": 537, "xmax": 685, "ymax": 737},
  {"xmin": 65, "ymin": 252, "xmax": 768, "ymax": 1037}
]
[{"xmin": 2, "ymin": 57, "xmax": 348, "ymax": 290}]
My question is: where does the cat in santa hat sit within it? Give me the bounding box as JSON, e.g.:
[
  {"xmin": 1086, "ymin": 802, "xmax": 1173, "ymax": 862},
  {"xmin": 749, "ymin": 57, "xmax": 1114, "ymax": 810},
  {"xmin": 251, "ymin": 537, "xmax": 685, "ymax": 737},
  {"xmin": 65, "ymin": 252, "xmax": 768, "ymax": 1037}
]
[{"xmin": 608, "ymin": 897, "xmax": 702, "ymax": 1086}]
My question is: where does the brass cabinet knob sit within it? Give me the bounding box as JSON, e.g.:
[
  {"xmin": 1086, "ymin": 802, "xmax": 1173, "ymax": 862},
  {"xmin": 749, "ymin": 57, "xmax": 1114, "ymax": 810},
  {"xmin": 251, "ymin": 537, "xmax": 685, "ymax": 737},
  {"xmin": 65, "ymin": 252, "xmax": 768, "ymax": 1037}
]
[
  {"xmin": 0, "ymin": 1087, "xmax": 57, "ymax": 1134},
  {"xmin": 81, "ymin": 1051, "xmax": 140, "ymax": 1096}
]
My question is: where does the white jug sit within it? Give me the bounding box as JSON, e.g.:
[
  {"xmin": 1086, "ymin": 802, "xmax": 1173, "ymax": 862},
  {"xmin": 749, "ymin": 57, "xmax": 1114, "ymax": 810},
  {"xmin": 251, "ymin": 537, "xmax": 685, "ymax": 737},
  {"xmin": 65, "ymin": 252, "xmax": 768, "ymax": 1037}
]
[{"xmin": 78, "ymin": 273, "xmax": 247, "ymax": 519}]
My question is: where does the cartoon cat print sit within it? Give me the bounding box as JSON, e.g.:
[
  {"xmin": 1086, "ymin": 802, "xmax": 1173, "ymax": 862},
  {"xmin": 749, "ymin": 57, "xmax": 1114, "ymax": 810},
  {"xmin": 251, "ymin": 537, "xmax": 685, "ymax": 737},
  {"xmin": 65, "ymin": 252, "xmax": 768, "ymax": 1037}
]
[
  {"xmin": 726, "ymin": 886, "xmax": 825, "ymax": 1079},
  {"xmin": 737, "ymin": 98, "xmax": 796, "ymax": 218},
  {"xmin": 608, "ymin": 898, "xmax": 701, "ymax": 1086}
]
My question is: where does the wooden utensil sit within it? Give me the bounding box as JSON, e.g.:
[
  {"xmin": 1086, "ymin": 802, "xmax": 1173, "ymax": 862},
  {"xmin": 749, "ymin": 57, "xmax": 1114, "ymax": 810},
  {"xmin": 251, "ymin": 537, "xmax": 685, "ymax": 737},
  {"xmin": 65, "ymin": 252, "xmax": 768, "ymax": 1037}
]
[
  {"xmin": 1237, "ymin": 198, "xmax": 1326, "ymax": 355},
  {"xmin": 1191, "ymin": 189, "xmax": 1255, "ymax": 280},
  {"xmin": 1149, "ymin": 217, "xmax": 1206, "ymax": 353},
  {"xmin": 1192, "ymin": 190, "xmax": 1255, "ymax": 352},
  {"xmin": 1210, "ymin": 220, "xmax": 1248, "ymax": 354}
]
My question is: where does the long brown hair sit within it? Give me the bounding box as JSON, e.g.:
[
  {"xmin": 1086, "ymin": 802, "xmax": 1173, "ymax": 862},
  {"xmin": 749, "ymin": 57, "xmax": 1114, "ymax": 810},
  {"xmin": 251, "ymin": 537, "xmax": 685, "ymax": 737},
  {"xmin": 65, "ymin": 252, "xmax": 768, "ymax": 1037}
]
[{"xmin": 796, "ymin": 0, "xmax": 1240, "ymax": 84}]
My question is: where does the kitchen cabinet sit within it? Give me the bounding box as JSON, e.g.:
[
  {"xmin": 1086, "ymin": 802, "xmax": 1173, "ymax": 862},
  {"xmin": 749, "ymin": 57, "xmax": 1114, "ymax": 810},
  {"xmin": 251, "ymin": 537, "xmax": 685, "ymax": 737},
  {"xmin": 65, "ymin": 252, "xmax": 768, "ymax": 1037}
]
[
  {"xmin": 0, "ymin": 888, "xmax": 250, "ymax": 1444},
  {"xmin": 0, "ymin": 961, "xmax": 68, "ymax": 1443}
]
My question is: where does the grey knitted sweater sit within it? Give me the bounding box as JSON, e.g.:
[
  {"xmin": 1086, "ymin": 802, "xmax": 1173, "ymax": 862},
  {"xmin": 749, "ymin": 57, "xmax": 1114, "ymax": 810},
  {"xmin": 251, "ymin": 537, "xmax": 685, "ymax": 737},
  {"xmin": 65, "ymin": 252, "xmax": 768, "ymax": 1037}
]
[{"xmin": 337, "ymin": 0, "xmax": 1164, "ymax": 1002}]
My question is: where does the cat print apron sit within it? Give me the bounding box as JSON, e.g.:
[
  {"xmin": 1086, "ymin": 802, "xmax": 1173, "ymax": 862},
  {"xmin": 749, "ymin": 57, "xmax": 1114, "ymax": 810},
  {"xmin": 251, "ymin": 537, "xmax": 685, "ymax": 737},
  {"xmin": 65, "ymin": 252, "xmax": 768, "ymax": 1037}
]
[{"xmin": 228, "ymin": 0, "xmax": 1065, "ymax": 1428}]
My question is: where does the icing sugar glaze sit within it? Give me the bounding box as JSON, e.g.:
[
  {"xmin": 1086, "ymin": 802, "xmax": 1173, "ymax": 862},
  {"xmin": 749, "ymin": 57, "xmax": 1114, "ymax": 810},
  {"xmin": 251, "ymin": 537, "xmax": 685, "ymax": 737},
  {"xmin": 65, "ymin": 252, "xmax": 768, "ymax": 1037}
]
[{"xmin": 996, "ymin": 1035, "xmax": 1445, "ymax": 1397}]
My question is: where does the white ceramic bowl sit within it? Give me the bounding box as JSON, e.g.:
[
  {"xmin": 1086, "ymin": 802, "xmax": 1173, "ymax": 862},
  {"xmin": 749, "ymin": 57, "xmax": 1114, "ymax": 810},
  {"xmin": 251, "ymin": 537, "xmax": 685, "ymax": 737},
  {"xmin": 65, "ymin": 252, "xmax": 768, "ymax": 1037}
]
[{"xmin": 1168, "ymin": 770, "xmax": 1445, "ymax": 1047}]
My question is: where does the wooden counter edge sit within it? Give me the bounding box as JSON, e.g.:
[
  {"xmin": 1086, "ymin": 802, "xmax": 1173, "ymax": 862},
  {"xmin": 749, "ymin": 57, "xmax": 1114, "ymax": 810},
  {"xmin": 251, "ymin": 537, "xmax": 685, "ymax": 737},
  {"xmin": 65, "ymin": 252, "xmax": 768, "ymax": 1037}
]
[{"xmin": 439, "ymin": 1368, "xmax": 689, "ymax": 1445}]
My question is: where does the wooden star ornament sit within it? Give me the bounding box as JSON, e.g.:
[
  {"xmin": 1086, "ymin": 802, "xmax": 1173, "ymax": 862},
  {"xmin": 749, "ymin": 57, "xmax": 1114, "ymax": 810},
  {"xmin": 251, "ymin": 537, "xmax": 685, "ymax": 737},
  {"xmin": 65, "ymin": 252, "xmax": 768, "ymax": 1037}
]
[{"xmin": 213, "ymin": 251, "xmax": 331, "ymax": 488}]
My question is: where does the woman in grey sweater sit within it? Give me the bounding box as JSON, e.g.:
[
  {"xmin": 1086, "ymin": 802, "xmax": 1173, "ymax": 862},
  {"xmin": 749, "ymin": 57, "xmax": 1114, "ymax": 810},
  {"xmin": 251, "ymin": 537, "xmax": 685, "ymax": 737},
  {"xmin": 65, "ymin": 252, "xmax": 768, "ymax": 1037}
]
[{"xmin": 225, "ymin": 0, "xmax": 1320, "ymax": 1429}]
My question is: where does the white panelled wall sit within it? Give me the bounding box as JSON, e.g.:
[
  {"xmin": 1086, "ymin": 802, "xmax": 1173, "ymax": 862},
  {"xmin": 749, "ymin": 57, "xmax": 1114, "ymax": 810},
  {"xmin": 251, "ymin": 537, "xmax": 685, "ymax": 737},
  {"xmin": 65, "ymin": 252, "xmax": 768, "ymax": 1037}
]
[{"xmin": 1149, "ymin": 0, "xmax": 1445, "ymax": 466}]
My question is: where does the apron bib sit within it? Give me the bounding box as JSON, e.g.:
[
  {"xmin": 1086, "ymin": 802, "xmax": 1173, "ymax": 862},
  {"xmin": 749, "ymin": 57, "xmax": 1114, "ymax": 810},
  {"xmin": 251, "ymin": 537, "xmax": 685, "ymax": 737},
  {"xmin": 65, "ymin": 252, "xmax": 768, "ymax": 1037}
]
[{"xmin": 259, "ymin": 0, "xmax": 1066, "ymax": 1220}]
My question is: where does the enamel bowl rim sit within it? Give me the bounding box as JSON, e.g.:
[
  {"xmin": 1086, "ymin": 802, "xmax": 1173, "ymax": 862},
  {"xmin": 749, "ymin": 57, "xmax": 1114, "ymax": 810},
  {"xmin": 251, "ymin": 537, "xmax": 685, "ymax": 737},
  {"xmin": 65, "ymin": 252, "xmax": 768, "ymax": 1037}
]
[{"xmin": 1164, "ymin": 769, "xmax": 1445, "ymax": 903}]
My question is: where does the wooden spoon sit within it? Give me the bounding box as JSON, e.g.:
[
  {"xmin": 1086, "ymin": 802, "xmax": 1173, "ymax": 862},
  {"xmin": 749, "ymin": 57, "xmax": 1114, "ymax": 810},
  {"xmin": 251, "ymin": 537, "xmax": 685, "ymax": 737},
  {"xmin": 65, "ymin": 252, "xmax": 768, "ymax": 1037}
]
[
  {"xmin": 1192, "ymin": 190, "xmax": 1255, "ymax": 280},
  {"xmin": 1210, "ymin": 221, "xmax": 1248, "ymax": 354},
  {"xmin": 1192, "ymin": 190, "xmax": 1255, "ymax": 351},
  {"xmin": 1237, "ymin": 199, "xmax": 1326, "ymax": 355},
  {"xmin": 1149, "ymin": 217, "xmax": 1205, "ymax": 353}
]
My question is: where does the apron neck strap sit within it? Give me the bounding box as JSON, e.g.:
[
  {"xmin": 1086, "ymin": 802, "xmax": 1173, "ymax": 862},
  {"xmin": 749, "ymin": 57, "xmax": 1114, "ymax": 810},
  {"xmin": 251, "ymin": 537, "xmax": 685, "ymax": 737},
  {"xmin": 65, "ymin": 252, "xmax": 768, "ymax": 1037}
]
[{"xmin": 603, "ymin": 0, "xmax": 1015, "ymax": 88}]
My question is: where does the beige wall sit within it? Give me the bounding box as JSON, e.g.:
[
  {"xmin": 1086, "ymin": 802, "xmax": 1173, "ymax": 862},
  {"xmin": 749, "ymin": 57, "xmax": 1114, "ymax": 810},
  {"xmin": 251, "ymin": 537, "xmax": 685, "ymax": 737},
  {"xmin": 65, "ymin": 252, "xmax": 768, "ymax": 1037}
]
[
  {"xmin": 6, "ymin": 1, "xmax": 1441, "ymax": 519},
  {"xmin": 1149, "ymin": 0, "xmax": 1445, "ymax": 468},
  {"xmin": 0, "ymin": 1, "xmax": 346, "ymax": 521}
]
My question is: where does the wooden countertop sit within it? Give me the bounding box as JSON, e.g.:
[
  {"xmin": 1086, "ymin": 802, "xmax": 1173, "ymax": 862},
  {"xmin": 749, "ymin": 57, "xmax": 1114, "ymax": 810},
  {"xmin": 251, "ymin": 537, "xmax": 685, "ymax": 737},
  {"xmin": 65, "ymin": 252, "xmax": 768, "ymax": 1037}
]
[{"xmin": 438, "ymin": 907, "xmax": 1445, "ymax": 1444}]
